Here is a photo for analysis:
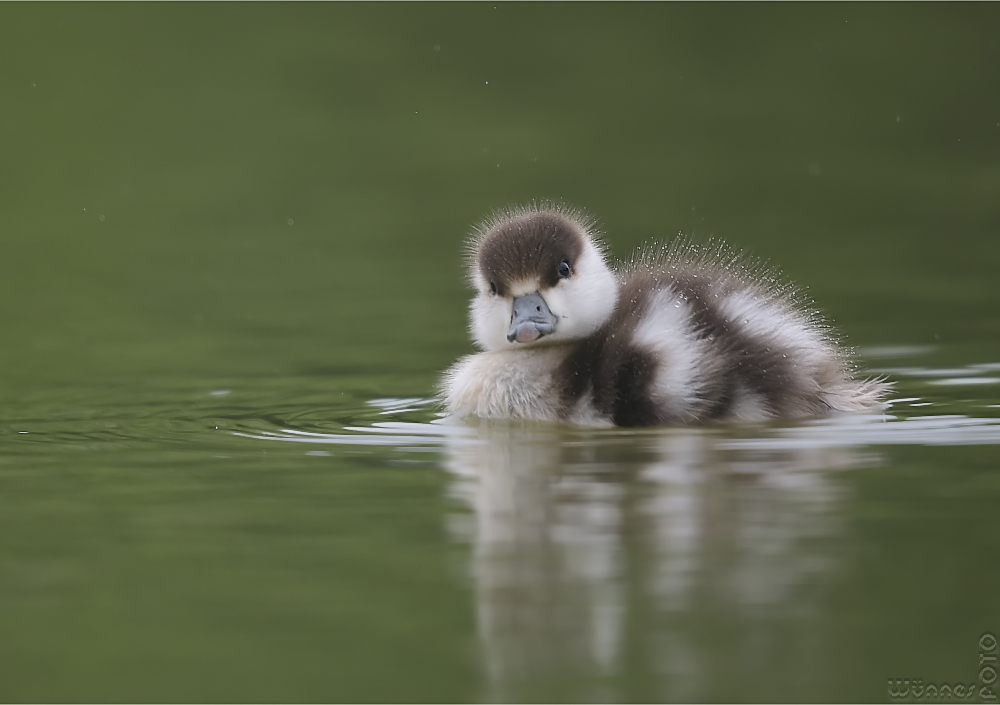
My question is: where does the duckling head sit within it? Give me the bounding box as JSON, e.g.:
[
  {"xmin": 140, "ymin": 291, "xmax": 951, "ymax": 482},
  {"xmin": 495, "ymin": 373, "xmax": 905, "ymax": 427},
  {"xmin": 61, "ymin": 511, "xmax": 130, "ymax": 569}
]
[{"xmin": 467, "ymin": 205, "xmax": 619, "ymax": 351}]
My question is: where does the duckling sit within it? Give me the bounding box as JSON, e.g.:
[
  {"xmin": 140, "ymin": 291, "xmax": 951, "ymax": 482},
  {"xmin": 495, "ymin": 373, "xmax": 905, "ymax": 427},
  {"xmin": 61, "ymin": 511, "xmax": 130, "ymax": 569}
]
[{"xmin": 441, "ymin": 204, "xmax": 889, "ymax": 427}]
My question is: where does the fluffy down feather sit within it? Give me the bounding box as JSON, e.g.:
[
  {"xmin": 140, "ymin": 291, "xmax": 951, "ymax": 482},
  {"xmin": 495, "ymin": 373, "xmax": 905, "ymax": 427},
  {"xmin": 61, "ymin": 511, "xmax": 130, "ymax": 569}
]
[{"xmin": 441, "ymin": 204, "xmax": 889, "ymax": 427}]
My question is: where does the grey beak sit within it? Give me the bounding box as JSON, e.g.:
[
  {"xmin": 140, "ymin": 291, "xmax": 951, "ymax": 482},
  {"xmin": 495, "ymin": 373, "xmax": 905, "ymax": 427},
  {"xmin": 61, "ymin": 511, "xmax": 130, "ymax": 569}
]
[{"xmin": 507, "ymin": 292, "xmax": 558, "ymax": 344}]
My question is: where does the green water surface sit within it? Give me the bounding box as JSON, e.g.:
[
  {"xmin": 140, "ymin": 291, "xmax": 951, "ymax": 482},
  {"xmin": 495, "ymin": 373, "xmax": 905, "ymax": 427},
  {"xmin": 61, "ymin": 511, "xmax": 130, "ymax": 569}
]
[{"xmin": 2, "ymin": 4, "xmax": 999, "ymax": 702}]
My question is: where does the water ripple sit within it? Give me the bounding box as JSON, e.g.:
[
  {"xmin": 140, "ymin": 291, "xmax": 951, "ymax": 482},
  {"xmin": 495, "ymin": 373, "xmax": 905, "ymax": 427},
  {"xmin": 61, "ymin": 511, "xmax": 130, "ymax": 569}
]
[
  {"xmin": 4, "ymin": 356, "xmax": 999, "ymax": 454},
  {"xmin": 227, "ymin": 355, "xmax": 1000, "ymax": 452},
  {"xmin": 236, "ymin": 409, "xmax": 1000, "ymax": 452}
]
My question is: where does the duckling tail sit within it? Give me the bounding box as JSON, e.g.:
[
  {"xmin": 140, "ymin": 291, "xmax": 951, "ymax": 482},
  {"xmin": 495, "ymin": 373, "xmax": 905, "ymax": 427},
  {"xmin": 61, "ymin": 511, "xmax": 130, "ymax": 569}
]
[{"xmin": 823, "ymin": 376, "xmax": 895, "ymax": 413}]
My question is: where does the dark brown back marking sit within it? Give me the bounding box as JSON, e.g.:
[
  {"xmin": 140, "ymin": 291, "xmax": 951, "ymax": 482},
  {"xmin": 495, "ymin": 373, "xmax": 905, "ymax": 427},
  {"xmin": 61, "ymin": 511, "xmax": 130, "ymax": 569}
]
[{"xmin": 552, "ymin": 262, "xmax": 837, "ymax": 424}]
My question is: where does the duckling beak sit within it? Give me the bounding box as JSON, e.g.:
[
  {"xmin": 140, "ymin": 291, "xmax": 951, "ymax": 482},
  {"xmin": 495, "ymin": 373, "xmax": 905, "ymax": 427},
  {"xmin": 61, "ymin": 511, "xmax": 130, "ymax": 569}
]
[{"xmin": 507, "ymin": 292, "xmax": 557, "ymax": 344}]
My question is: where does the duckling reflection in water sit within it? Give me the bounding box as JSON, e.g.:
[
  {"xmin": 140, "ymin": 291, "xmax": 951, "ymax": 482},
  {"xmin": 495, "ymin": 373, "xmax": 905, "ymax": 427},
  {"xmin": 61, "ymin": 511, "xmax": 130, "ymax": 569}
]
[
  {"xmin": 442, "ymin": 422, "xmax": 864, "ymax": 700},
  {"xmin": 441, "ymin": 204, "xmax": 889, "ymax": 426}
]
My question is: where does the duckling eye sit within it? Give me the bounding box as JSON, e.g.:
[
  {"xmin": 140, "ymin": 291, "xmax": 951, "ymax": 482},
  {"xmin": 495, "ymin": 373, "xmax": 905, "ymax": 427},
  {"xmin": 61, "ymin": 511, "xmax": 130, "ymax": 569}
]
[
  {"xmin": 489, "ymin": 281, "xmax": 497, "ymax": 295},
  {"xmin": 557, "ymin": 260, "xmax": 572, "ymax": 279}
]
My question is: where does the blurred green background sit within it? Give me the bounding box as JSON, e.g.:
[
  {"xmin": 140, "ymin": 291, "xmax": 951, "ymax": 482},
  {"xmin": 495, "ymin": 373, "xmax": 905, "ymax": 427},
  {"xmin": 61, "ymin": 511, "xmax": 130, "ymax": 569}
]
[
  {"xmin": 1, "ymin": 3, "xmax": 998, "ymax": 702},
  {"xmin": 3, "ymin": 2, "xmax": 998, "ymax": 389}
]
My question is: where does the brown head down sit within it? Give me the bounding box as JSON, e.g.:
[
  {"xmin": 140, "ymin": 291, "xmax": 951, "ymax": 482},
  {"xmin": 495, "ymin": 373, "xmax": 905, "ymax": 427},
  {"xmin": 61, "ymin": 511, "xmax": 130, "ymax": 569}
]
[
  {"xmin": 465, "ymin": 205, "xmax": 620, "ymax": 351},
  {"xmin": 474, "ymin": 209, "xmax": 586, "ymax": 296}
]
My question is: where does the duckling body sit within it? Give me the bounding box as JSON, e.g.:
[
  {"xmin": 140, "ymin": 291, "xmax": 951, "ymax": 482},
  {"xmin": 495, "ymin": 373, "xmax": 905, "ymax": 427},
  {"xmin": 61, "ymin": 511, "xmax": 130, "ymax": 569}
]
[{"xmin": 441, "ymin": 205, "xmax": 888, "ymax": 427}]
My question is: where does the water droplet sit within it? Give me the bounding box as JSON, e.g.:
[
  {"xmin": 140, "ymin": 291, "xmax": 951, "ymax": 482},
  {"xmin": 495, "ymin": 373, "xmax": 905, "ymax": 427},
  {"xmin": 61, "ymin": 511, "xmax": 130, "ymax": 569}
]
[{"xmin": 287, "ymin": 218, "xmax": 294, "ymax": 225}]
